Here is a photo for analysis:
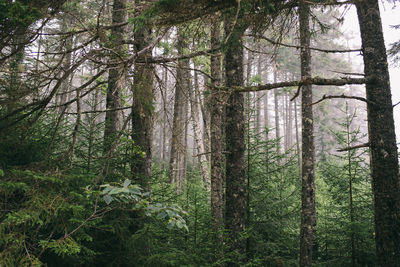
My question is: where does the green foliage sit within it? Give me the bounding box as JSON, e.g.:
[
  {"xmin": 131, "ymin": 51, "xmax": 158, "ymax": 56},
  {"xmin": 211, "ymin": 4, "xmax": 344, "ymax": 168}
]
[
  {"xmin": 316, "ymin": 104, "xmax": 374, "ymax": 266},
  {"xmin": 0, "ymin": 114, "xmax": 55, "ymax": 167},
  {"xmin": 244, "ymin": 95, "xmax": 301, "ymax": 266},
  {"xmin": 0, "ymin": 0, "xmax": 42, "ymax": 29},
  {"xmin": 0, "ymin": 166, "xmax": 189, "ymax": 266}
]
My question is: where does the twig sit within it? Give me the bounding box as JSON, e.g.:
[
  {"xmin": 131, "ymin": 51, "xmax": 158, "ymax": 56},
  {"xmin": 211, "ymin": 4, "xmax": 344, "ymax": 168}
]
[
  {"xmin": 249, "ymin": 34, "xmax": 361, "ymax": 53},
  {"xmin": 290, "ymin": 84, "xmax": 303, "ymax": 101},
  {"xmin": 65, "ymin": 106, "xmax": 132, "ymax": 115},
  {"xmin": 329, "ymin": 70, "xmax": 365, "ymax": 76},
  {"xmin": 393, "ymin": 100, "xmax": 400, "ymax": 108},
  {"xmin": 310, "ymin": 94, "xmax": 370, "ymax": 106}
]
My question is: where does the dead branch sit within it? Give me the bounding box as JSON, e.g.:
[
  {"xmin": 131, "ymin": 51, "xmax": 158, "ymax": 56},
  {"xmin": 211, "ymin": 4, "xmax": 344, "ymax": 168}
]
[
  {"xmin": 213, "ymin": 76, "xmax": 366, "ymax": 94},
  {"xmin": 310, "ymin": 94, "xmax": 370, "ymax": 106},
  {"xmin": 249, "ymin": 34, "xmax": 361, "ymax": 53},
  {"xmin": 337, "ymin": 142, "xmax": 370, "ymax": 152}
]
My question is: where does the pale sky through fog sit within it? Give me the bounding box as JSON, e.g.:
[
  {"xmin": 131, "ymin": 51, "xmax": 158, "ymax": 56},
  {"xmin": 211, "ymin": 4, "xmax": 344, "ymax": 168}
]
[{"xmin": 341, "ymin": 2, "xmax": 400, "ymax": 140}]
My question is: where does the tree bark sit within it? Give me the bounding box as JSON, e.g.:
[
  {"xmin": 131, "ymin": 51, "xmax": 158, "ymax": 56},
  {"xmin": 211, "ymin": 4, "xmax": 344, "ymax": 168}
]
[
  {"xmin": 168, "ymin": 28, "xmax": 189, "ymax": 193},
  {"xmin": 103, "ymin": 0, "xmax": 126, "ymax": 156},
  {"xmin": 255, "ymin": 55, "xmax": 262, "ymax": 135},
  {"xmin": 224, "ymin": 13, "xmax": 247, "ymax": 263},
  {"xmin": 273, "ymin": 66, "xmax": 281, "ymax": 157},
  {"xmin": 131, "ymin": 0, "xmax": 154, "ymax": 190},
  {"xmin": 355, "ymin": 1, "xmax": 400, "ymax": 265},
  {"xmin": 299, "ymin": 1, "xmax": 316, "ymax": 266},
  {"xmin": 188, "ymin": 71, "xmax": 210, "ymax": 186},
  {"xmin": 209, "ymin": 16, "xmax": 225, "ymax": 259}
]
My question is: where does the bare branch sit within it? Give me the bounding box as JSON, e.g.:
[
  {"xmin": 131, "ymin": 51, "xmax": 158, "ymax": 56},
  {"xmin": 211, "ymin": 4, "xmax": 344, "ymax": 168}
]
[
  {"xmin": 337, "ymin": 142, "xmax": 370, "ymax": 152},
  {"xmin": 249, "ymin": 34, "xmax": 361, "ymax": 53},
  {"xmin": 212, "ymin": 76, "xmax": 366, "ymax": 93},
  {"xmin": 147, "ymin": 47, "xmax": 220, "ymax": 64},
  {"xmin": 393, "ymin": 100, "xmax": 400, "ymax": 108},
  {"xmin": 310, "ymin": 94, "xmax": 370, "ymax": 106}
]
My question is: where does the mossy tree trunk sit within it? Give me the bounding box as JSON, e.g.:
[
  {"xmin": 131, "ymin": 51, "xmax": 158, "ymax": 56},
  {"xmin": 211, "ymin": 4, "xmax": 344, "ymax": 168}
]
[
  {"xmin": 131, "ymin": 0, "xmax": 154, "ymax": 190},
  {"xmin": 224, "ymin": 11, "xmax": 247, "ymax": 264},
  {"xmin": 103, "ymin": 0, "xmax": 126, "ymax": 156},
  {"xmin": 299, "ymin": 1, "xmax": 316, "ymax": 266},
  {"xmin": 355, "ymin": 1, "xmax": 400, "ymax": 265},
  {"xmin": 169, "ymin": 27, "xmax": 189, "ymax": 193}
]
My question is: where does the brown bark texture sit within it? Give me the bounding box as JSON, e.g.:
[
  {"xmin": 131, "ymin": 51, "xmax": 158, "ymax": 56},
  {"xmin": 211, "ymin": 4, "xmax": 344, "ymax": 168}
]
[
  {"xmin": 224, "ymin": 13, "xmax": 247, "ymax": 263},
  {"xmin": 131, "ymin": 0, "xmax": 154, "ymax": 190},
  {"xmin": 188, "ymin": 72, "xmax": 210, "ymax": 186},
  {"xmin": 299, "ymin": 1, "xmax": 316, "ymax": 266},
  {"xmin": 168, "ymin": 28, "xmax": 189, "ymax": 192},
  {"xmin": 355, "ymin": 1, "xmax": 400, "ymax": 265},
  {"xmin": 210, "ymin": 18, "xmax": 224, "ymax": 258},
  {"xmin": 103, "ymin": 0, "xmax": 126, "ymax": 156}
]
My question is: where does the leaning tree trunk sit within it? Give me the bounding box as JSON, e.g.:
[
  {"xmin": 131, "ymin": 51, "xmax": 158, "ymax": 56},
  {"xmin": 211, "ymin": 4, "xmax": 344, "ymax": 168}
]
[
  {"xmin": 103, "ymin": 0, "xmax": 126, "ymax": 156},
  {"xmin": 299, "ymin": 1, "xmax": 316, "ymax": 266},
  {"xmin": 355, "ymin": 1, "xmax": 400, "ymax": 265},
  {"xmin": 224, "ymin": 12, "xmax": 247, "ymax": 264},
  {"xmin": 168, "ymin": 28, "xmax": 189, "ymax": 193},
  {"xmin": 131, "ymin": 0, "xmax": 154, "ymax": 190}
]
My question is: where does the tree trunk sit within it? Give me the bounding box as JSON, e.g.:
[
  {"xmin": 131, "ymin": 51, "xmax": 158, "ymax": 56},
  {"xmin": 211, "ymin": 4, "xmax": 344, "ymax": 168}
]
[
  {"xmin": 224, "ymin": 13, "xmax": 246, "ymax": 262},
  {"xmin": 188, "ymin": 71, "xmax": 210, "ymax": 186},
  {"xmin": 345, "ymin": 103, "xmax": 356, "ymax": 267},
  {"xmin": 57, "ymin": 20, "xmax": 72, "ymax": 113},
  {"xmin": 169, "ymin": 28, "xmax": 189, "ymax": 193},
  {"xmin": 103, "ymin": 0, "xmax": 126, "ymax": 156},
  {"xmin": 299, "ymin": 1, "xmax": 316, "ymax": 266},
  {"xmin": 294, "ymin": 99, "xmax": 301, "ymax": 178},
  {"xmin": 287, "ymin": 93, "xmax": 293, "ymax": 149},
  {"xmin": 273, "ymin": 66, "xmax": 281, "ymax": 156},
  {"xmin": 131, "ymin": 0, "xmax": 154, "ymax": 190},
  {"xmin": 209, "ymin": 16, "xmax": 224, "ymax": 259},
  {"xmin": 355, "ymin": 1, "xmax": 400, "ymax": 265},
  {"xmin": 255, "ymin": 55, "xmax": 262, "ymax": 135},
  {"xmin": 160, "ymin": 67, "xmax": 168, "ymax": 170}
]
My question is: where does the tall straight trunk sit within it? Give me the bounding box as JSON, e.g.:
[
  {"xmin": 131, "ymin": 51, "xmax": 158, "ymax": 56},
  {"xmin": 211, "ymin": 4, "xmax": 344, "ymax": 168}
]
[
  {"xmin": 193, "ymin": 69, "xmax": 210, "ymax": 164},
  {"xmin": 87, "ymin": 88, "xmax": 99, "ymax": 172},
  {"xmin": 57, "ymin": 20, "xmax": 73, "ymax": 113},
  {"xmin": 103, "ymin": 0, "xmax": 126, "ymax": 155},
  {"xmin": 210, "ymin": 17, "xmax": 224, "ymax": 258},
  {"xmin": 188, "ymin": 72, "xmax": 210, "ymax": 186},
  {"xmin": 160, "ymin": 67, "xmax": 168, "ymax": 169},
  {"xmin": 299, "ymin": 1, "xmax": 316, "ymax": 266},
  {"xmin": 132, "ymin": 0, "xmax": 154, "ymax": 190},
  {"xmin": 196, "ymin": 72, "xmax": 211, "ymax": 162},
  {"xmin": 283, "ymin": 93, "xmax": 288, "ymax": 151},
  {"xmin": 169, "ymin": 28, "xmax": 189, "ymax": 192},
  {"xmin": 345, "ymin": 103, "xmax": 356, "ymax": 267},
  {"xmin": 264, "ymin": 92, "xmax": 269, "ymax": 139},
  {"xmin": 355, "ymin": 1, "xmax": 400, "ymax": 265},
  {"xmin": 288, "ymin": 93, "xmax": 293, "ymax": 148},
  {"xmin": 255, "ymin": 55, "xmax": 262, "ymax": 135},
  {"xmin": 294, "ymin": 99, "xmax": 301, "ymax": 178},
  {"xmin": 224, "ymin": 14, "xmax": 246, "ymax": 262},
  {"xmin": 246, "ymin": 50, "xmax": 253, "ymax": 86},
  {"xmin": 262, "ymin": 55, "xmax": 269, "ymax": 142},
  {"xmin": 273, "ymin": 66, "xmax": 280, "ymax": 156}
]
